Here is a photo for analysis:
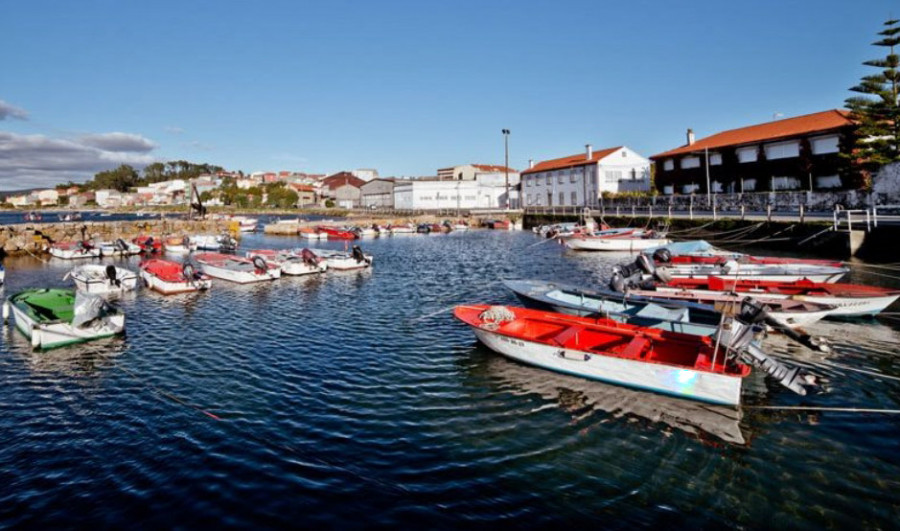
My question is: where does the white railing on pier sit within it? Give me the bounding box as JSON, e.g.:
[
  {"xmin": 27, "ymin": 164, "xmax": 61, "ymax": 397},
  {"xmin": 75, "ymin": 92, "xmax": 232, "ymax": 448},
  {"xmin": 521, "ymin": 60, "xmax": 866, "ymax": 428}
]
[{"xmin": 833, "ymin": 208, "xmax": 877, "ymax": 232}]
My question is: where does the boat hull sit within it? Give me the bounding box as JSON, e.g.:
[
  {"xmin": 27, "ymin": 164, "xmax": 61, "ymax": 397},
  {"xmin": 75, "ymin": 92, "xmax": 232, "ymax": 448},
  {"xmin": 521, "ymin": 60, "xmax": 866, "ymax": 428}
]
[
  {"xmin": 69, "ymin": 266, "xmax": 140, "ymax": 295},
  {"xmin": 139, "ymin": 269, "xmax": 212, "ymax": 295},
  {"xmin": 566, "ymin": 237, "xmax": 672, "ymax": 251},
  {"xmin": 469, "ymin": 325, "xmax": 742, "ymax": 406},
  {"xmin": 49, "ymin": 247, "xmax": 101, "ymax": 260},
  {"xmin": 8, "ymin": 300, "xmax": 124, "ymax": 350}
]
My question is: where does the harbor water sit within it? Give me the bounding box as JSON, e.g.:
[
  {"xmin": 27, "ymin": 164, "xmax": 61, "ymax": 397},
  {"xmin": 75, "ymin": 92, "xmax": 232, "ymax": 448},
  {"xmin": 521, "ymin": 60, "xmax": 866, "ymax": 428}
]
[{"xmin": 0, "ymin": 230, "xmax": 898, "ymax": 527}]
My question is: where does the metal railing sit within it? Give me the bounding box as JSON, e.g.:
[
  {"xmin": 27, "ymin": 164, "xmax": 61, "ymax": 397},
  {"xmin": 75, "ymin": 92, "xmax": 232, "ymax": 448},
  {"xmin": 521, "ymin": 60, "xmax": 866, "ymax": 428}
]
[{"xmin": 833, "ymin": 208, "xmax": 877, "ymax": 232}]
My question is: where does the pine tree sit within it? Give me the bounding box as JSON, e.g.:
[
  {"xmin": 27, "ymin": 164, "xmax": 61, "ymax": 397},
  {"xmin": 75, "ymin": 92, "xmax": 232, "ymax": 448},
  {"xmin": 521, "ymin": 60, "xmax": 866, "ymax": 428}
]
[{"xmin": 845, "ymin": 18, "xmax": 900, "ymax": 176}]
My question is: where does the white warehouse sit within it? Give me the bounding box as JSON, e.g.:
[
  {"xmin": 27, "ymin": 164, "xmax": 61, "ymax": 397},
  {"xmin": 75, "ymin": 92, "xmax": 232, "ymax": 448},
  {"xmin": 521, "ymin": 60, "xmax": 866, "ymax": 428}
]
[
  {"xmin": 521, "ymin": 145, "xmax": 650, "ymax": 208},
  {"xmin": 393, "ymin": 178, "xmax": 514, "ymax": 211}
]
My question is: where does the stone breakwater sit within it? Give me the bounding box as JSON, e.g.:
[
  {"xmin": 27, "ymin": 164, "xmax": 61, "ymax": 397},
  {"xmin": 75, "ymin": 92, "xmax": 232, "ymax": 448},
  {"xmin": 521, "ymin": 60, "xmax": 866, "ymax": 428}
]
[{"xmin": 0, "ymin": 219, "xmax": 233, "ymax": 256}]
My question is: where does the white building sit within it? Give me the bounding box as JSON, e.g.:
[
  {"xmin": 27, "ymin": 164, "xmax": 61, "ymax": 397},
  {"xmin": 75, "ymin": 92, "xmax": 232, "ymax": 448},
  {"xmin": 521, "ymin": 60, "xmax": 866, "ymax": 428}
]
[
  {"xmin": 351, "ymin": 169, "xmax": 379, "ymax": 182},
  {"xmin": 393, "ymin": 178, "xmax": 511, "ymax": 210},
  {"xmin": 34, "ymin": 189, "xmax": 59, "ymax": 205},
  {"xmin": 520, "ymin": 145, "xmax": 650, "ymax": 208},
  {"xmin": 95, "ymin": 189, "xmax": 122, "ymax": 208}
]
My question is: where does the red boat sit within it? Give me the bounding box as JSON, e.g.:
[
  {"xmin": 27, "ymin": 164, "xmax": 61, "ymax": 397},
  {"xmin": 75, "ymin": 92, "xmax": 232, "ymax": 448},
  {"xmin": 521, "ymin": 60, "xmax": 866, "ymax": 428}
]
[
  {"xmin": 133, "ymin": 235, "xmax": 163, "ymax": 254},
  {"xmin": 662, "ymin": 276, "xmax": 900, "ymax": 318},
  {"xmin": 316, "ymin": 226, "xmax": 358, "ymax": 240},
  {"xmin": 664, "ymin": 254, "xmax": 843, "ymax": 268}
]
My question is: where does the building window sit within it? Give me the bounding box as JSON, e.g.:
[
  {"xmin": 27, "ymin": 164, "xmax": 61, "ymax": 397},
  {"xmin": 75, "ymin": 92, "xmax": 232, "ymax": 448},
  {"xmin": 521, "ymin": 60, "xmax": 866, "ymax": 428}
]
[
  {"xmin": 605, "ymin": 170, "xmax": 622, "ymax": 182},
  {"xmin": 663, "ymin": 159, "xmax": 674, "ymax": 171},
  {"xmin": 709, "ymin": 153, "xmax": 722, "ymax": 165},
  {"xmin": 570, "ymin": 191, "xmax": 577, "ymax": 204},
  {"xmin": 736, "ymin": 146, "xmax": 758, "ymax": 163},
  {"xmin": 545, "ymin": 174, "xmax": 551, "ymax": 185},
  {"xmin": 764, "ymin": 140, "xmax": 800, "ymax": 160},
  {"xmin": 570, "ymin": 170, "xmax": 576, "ymax": 183},
  {"xmin": 557, "ymin": 172, "xmax": 564, "ymax": 184},
  {"xmin": 681, "ymin": 156, "xmax": 700, "ymax": 169},
  {"xmin": 558, "ymin": 192, "xmax": 565, "ymax": 205},
  {"xmin": 811, "ymin": 135, "xmax": 840, "ymax": 155}
]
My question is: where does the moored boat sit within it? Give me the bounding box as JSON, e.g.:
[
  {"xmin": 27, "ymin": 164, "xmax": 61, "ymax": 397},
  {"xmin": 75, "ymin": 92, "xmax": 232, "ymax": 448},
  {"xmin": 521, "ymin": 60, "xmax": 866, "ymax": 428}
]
[
  {"xmin": 65, "ymin": 264, "xmax": 140, "ymax": 295},
  {"xmin": 98, "ymin": 239, "xmax": 142, "ymax": 257},
  {"xmin": 193, "ymin": 252, "xmax": 281, "ymax": 283},
  {"xmin": 454, "ymin": 304, "xmax": 812, "ymax": 406},
  {"xmin": 311, "ymin": 246, "xmax": 373, "ymax": 270},
  {"xmin": 388, "ymin": 223, "xmax": 415, "ymax": 235},
  {"xmin": 647, "ymin": 240, "xmax": 845, "ymax": 268},
  {"xmin": 49, "ymin": 241, "xmax": 101, "ymax": 260},
  {"xmin": 662, "ymin": 261, "xmax": 848, "ymax": 284},
  {"xmin": 245, "ymin": 248, "xmax": 327, "ymax": 276},
  {"xmin": 661, "ymin": 277, "xmax": 900, "ymax": 318},
  {"xmin": 3, "ymin": 288, "xmax": 125, "ymax": 349},
  {"xmin": 299, "ymin": 227, "xmax": 328, "ymax": 240},
  {"xmin": 133, "ymin": 235, "xmax": 163, "ymax": 254},
  {"xmin": 317, "ymin": 226, "xmax": 357, "ymax": 240},
  {"xmin": 163, "ymin": 235, "xmax": 191, "ymax": 254},
  {"xmin": 565, "ymin": 228, "xmax": 671, "ymax": 251},
  {"xmin": 140, "ymin": 259, "xmax": 212, "ymax": 294},
  {"xmin": 191, "ymin": 234, "xmax": 238, "ymax": 252}
]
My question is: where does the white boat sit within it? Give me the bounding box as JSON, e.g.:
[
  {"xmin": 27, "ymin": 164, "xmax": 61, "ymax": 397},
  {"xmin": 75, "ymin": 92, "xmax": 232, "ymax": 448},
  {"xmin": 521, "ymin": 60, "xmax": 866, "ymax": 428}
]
[
  {"xmin": 191, "ymin": 234, "xmax": 238, "ymax": 252},
  {"xmin": 4, "ymin": 289, "xmax": 125, "ymax": 349},
  {"xmin": 354, "ymin": 226, "xmax": 380, "ymax": 238},
  {"xmin": 235, "ymin": 217, "xmax": 258, "ymax": 232},
  {"xmin": 0, "ymin": 265, "xmax": 5, "ymax": 285},
  {"xmin": 388, "ymin": 224, "xmax": 415, "ymax": 234},
  {"xmin": 245, "ymin": 249, "xmax": 327, "ymax": 276},
  {"xmin": 311, "ymin": 246, "xmax": 373, "ymax": 271},
  {"xmin": 140, "ymin": 259, "xmax": 212, "ymax": 295},
  {"xmin": 65, "ymin": 264, "xmax": 140, "ymax": 295},
  {"xmin": 664, "ymin": 261, "xmax": 848, "ymax": 284},
  {"xmin": 163, "ymin": 235, "xmax": 191, "ymax": 254},
  {"xmin": 194, "ymin": 252, "xmax": 281, "ymax": 283},
  {"xmin": 97, "ymin": 239, "xmax": 142, "ymax": 257},
  {"xmin": 565, "ymin": 228, "xmax": 670, "ymax": 251},
  {"xmin": 49, "ymin": 241, "xmax": 101, "ymax": 260}
]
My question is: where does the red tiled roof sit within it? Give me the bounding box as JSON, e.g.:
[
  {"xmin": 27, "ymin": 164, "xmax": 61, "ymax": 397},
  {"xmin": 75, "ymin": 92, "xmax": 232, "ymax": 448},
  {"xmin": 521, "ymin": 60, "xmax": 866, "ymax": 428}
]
[
  {"xmin": 289, "ymin": 183, "xmax": 315, "ymax": 192},
  {"xmin": 322, "ymin": 172, "xmax": 366, "ymax": 190},
  {"xmin": 651, "ymin": 110, "xmax": 853, "ymax": 159},
  {"xmin": 471, "ymin": 164, "xmax": 518, "ymax": 173},
  {"xmin": 521, "ymin": 146, "xmax": 622, "ymax": 175}
]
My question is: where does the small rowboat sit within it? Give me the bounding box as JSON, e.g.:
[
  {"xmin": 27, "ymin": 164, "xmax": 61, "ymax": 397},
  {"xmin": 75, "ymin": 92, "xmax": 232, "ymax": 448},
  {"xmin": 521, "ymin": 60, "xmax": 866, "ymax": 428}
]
[
  {"xmin": 133, "ymin": 235, "xmax": 163, "ymax": 254},
  {"xmin": 565, "ymin": 228, "xmax": 671, "ymax": 252},
  {"xmin": 317, "ymin": 226, "xmax": 357, "ymax": 240},
  {"xmin": 194, "ymin": 252, "xmax": 281, "ymax": 283},
  {"xmin": 191, "ymin": 234, "xmax": 238, "ymax": 252},
  {"xmin": 299, "ymin": 227, "xmax": 328, "ymax": 240},
  {"xmin": 388, "ymin": 223, "xmax": 415, "ymax": 235},
  {"xmin": 49, "ymin": 241, "xmax": 101, "ymax": 260},
  {"xmin": 245, "ymin": 249, "xmax": 327, "ymax": 276},
  {"xmin": 661, "ymin": 276, "xmax": 900, "ymax": 318},
  {"xmin": 97, "ymin": 239, "xmax": 142, "ymax": 257},
  {"xmin": 647, "ymin": 240, "xmax": 844, "ymax": 268},
  {"xmin": 3, "ymin": 288, "xmax": 125, "ymax": 349},
  {"xmin": 140, "ymin": 259, "xmax": 212, "ymax": 294},
  {"xmin": 65, "ymin": 264, "xmax": 140, "ymax": 296},
  {"xmin": 454, "ymin": 304, "xmax": 810, "ymax": 406},
  {"xmin": 163, "ymin": 235, "xmax": 190, "ymax": 254},
  {"xmin": 311, "ymin": 246, "xmax": 373, "ymax": 271},
  {"xmin": 504, "ymin": 279, "xmax": 720, "ymax": 337},
  {"xmin": 663, "ymin": 261, "xmax": 848, "ymax": 284}
]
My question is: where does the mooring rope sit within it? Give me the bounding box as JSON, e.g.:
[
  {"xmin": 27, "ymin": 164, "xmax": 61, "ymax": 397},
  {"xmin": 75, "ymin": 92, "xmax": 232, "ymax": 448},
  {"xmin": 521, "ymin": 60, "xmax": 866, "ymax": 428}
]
[{"xmin": 664, "ymin": 221, "xmax": 717, "ymax": 235}]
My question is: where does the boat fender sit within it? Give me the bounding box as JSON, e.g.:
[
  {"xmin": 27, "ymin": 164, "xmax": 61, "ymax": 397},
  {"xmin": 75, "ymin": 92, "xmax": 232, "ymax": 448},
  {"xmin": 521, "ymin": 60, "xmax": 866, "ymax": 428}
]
[
  {"xmin": 653, "ymin": 266, "xmax": 673, "ymax": 284},
  {"xmin": 653, "ymin": 248, "xmax": 672, "ymax": 264},
  {"xmin": 252, "ymin": 256, "xmax": 268, "ymax": 274},
  {"xmin": 609, "ymin": 272, "xmax": 626, "ymax": 293},
  {"xmin": 351, "ymin": 245, "xmax": 365, "ymax": 263},
  {"xmin": 105, "ymin": 265, "xmax": 121, "ymax": 287}
]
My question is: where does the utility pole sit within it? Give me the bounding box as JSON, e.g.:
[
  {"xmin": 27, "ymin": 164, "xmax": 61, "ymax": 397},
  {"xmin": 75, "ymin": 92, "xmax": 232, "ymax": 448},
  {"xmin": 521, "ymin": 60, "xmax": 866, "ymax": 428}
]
[
  {"xmin": 705, "ymin": 147, "xmax": 711, "ymax": 207},
  {"xmin": 502, "ymin": 129, "xmax": 510, "ymax": 210}
]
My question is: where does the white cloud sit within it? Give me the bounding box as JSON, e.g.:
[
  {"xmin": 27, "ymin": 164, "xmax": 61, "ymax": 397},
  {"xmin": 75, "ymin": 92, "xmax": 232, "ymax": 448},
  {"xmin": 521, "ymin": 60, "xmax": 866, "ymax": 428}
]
[
  {"xmin": 0, "ymin": 131, "xmax": 158, "ymax": 190},
  {"xmin": 0, "ymin": 100, "xmax": 28, "ymax": 121},
  {"xmin": 79, "ymin": 132, "xmax": 156, "ymax": 152}
]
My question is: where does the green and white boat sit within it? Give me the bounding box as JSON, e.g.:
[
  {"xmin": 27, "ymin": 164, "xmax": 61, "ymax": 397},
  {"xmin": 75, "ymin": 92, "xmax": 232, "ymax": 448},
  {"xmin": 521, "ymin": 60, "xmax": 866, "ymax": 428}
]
[{"xmin": 3, "ymin": 289, "xmax": 125, "ymax": 349}]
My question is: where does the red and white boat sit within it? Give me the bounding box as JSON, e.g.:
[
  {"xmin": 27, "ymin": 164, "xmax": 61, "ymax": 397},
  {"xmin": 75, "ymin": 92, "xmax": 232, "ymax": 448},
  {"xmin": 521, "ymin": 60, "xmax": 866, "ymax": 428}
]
[
  {"xmin": 661, "ymin": 276, "xmax": 900, "ymax": 318},
  {"xmin": 299, "ymin": 227, "xmax": 327, "ymax": 240},
  {"xmin": 663, "ymin": 261, "xmax": 848, "ymax": 283},
  {"xmin": 454, "ymin": 304, "xmax": 810, "ymax": 406},
  {"xmin": 316, "ymin": 226, "xmax": 357, "ymax": 240},
  {"xmin": 163, "ymin": 235, "xmax": 190, "ymax": 254},
  {"xmin": 140, "ymin": 259, "xmax": 212, "ymax": 295},
  {"xmin": 648, "ymin": 240, "xmax": 844, "ymax": 268},
  {"xmin": 388, "ymin": 223, "xmax": 416, "ymax": 235},
  {"xmin": 193, "ymin": 252, "xmax": 281, "ymax": 283},
  {"xmin": 245, "ymin": 249, "xmax": 327, "ymax": 276},
  {"xmin": 49, "ymin": 241, "xmax": 101, "ymax": 260},
  {"xmin": 565, "ymin": 228, "xmax": 671, "ymax": 251}
]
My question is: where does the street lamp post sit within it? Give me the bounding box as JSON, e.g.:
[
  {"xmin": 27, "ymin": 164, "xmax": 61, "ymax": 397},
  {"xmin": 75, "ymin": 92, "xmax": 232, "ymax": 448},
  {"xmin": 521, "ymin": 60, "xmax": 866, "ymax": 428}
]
[{"xmin": 502, "ymin": 129, "xmax": 510, "ymax": 210}]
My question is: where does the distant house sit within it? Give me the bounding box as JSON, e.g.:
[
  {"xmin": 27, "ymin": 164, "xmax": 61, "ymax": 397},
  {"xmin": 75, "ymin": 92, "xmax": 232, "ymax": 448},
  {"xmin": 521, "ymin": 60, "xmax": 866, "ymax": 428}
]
[
  {"xmin": 34, "ymin": 189, "xmax": 59, "ymax": 206},
  {"xmin": 68, "ymin": 194, "xmax": 88, "ymax": 208},
  {"xmin": 321, "ymin": 172, "xmax": 367, "ymax": 208},
  {"xmin": 360, "ymin": 179, "xmax": 395, "ymax": 209},
  {"xmin": 8, "ymin": 194, "xmax": 34, "ymax": 207},
  {"xmin": 436, "ymin": 163, "xmax": 520, "ymax": 183},
  {"xmin": 95, "ymin": 189, "xmax": 123, "ymax": 208},
  {"xmin": 288, "ymin": 183, "xmax": 317, "ymax": 206},
  {"xmin": 651, "ymin": 110, "xmax": 855, "ymax": 194},
  {"xmin": 520, "ymin": 145, "xmax": 650, "ymax": 208}
]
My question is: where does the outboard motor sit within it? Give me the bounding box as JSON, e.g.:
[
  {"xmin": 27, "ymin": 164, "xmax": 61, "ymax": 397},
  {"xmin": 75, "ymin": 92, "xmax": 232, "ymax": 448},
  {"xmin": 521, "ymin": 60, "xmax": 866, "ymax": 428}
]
[
  {"xmin": 105, "ymin": 264, "xmax": 121, "ymax": 287},
  {"xmin": 615, "ymin": 255, "xmax": 654, "ymax": 280},
  {"xmin": 653, "ymin": 265, "xmax": 673, "ymax": 284},
  {"xmin": 653, "ymin": 248, "xmax": 672, "ymax": 264},
  {"xmin": 144, "ymin": 237, "xmax": 155, "ymax": 252},
  {"xmin": 252, "ymin": 256, "xmax": 268, "ymax": 273},
  {"xmin": 115, "ymin": 238, "xmax": 129, "ymax": 252},
  {"xmin": 351, "ymin": 245, "xmax": 367, "ymax": 264},
  {"xmin": 182, "ymin": 262, "xmax": 196, "ymax": 280},
  {"xmin": 301, "ymin": 248, "xmax": 320, "ymax": 266},
  {"xmin": 716, "ymin": 297, "xmax": 814, "ymax": 396},
  {"xmin": 608, "ymin": 272, "xmax": 626, "ymax": 293}
]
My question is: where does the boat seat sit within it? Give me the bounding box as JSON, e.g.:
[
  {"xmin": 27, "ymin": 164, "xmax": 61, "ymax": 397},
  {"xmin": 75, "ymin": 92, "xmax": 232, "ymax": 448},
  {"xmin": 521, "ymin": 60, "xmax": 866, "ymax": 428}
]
[
  {"xmin": 634, "ymin": 303, "xmax": 690, "ymax": 323},
  {"xmin": 551, "ymin": 325, "xmax": 585, "ymax": 347},
  {"xmin": 620, "ymin": 336, "xmax": 650, "ymax": 359}
]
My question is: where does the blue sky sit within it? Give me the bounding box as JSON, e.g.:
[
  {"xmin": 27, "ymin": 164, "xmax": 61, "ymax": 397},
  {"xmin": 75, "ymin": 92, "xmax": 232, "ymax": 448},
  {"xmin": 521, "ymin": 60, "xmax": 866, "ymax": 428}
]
[{"xmin": 0, "ymin": 0, "xmax": 895, "ymax": 190}]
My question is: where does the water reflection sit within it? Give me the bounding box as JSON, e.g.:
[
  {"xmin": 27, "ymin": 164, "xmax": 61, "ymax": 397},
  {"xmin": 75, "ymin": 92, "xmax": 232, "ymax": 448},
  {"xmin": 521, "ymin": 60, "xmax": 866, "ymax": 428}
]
[{"xmin": 466, "ymin": 343, "xmax": 747, "ymax": 445}]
